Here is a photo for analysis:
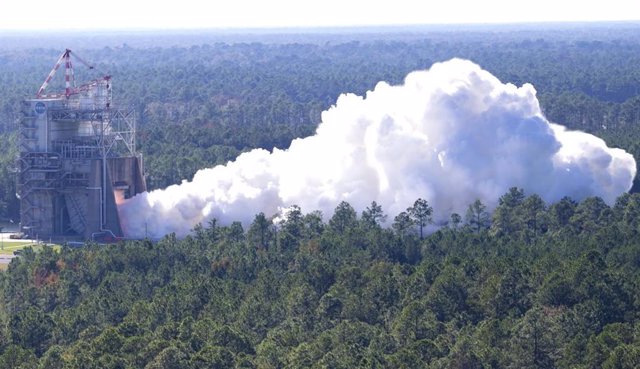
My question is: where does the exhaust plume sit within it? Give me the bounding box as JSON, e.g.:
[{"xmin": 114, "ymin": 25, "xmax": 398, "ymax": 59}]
[{"xmin": 119, "ymin": 59, "xmax": 636, "ymax": 239}]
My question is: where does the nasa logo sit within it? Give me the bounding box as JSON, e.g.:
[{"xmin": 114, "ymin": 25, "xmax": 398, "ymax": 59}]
[{"xmin": 34, "ymin": 102, "xmax": 46, "ymax": 115}]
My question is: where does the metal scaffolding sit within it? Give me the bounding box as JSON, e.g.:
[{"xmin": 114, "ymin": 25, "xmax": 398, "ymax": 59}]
[{"xmin": 17, "ymin": 49, "xmax": 145, "ymax": 240}]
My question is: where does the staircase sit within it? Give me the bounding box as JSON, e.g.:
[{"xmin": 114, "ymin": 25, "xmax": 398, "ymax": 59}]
[{"xmin": 65, "ymin": 194, "xmax": 87, "ymax": 235}]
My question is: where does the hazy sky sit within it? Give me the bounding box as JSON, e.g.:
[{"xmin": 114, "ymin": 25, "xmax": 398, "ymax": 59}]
[{"xmin": 1, "ymin": 0, "xmax": 638, "ymax": 30}]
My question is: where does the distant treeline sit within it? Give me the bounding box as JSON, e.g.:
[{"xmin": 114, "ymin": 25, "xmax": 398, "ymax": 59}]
[{"xmin": 2, "ymin": 25, "xmax": 640, "ymax": 218}]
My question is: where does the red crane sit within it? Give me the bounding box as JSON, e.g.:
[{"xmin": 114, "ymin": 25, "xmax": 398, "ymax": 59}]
[{"xmin": 36, "ymin": 49, "xmax": 110, "ymax": 99}]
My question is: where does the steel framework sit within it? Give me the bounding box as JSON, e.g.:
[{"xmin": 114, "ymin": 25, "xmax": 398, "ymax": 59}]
[{"xmin": 17, "ymin": 49, "xmax": 144, "ymax": 239}]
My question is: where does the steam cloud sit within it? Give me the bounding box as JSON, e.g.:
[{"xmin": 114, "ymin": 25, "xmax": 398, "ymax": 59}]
[{"xmin": 118, "ymin": 59, "xmax": 636, "ymax": 239}]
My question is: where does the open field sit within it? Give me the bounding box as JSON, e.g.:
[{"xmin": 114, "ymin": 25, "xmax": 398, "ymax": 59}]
[
  {"xmin": 0, "ymin": 241, "xmax": 55, "ymax": 255},
  {"xmin": 0, "ymin": 234, "xmax": 61, "ymax": 267}
]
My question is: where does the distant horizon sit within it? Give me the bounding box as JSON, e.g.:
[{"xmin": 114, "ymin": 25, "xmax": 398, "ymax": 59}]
[
  {"xmin": 1, "ymin": 0, "xmax": 638, "ymax": 31},
  {"xmin": 1, "ymin": 20, "xmax": 639, "ymax": 34},
  {"xmin": 1, "ymin": 20, "xmax": 639, "ymax": 52}
]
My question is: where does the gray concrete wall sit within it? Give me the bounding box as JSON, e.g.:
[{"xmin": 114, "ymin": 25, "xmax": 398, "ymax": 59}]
[
  {"xmin": 85, "ymin": 159, "xmax": 104, "ymax": 239},
  {"xmin": 108, "ymin": 156, "xmax": 147, "ymax": 197}
]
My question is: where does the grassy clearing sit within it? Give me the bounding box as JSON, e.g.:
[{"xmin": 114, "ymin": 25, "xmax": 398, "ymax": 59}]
[{"xmin": 0, "ymin": 241, "xmax": 60, "ymax": 255}]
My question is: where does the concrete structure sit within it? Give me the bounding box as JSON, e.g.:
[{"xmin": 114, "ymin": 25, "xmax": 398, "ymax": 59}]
[{"xmin": 17, "ymin": 50, "xmax": 145, "ymax": 240}]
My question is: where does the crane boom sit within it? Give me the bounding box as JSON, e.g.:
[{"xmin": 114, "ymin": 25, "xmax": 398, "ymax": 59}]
[
  {"xmin": 35, "ymin": 49, "xmax": 110, "ymax": 99},
  {"xmin": 36, "ymin": 49, "xmax": 69, "ymax": 98}
]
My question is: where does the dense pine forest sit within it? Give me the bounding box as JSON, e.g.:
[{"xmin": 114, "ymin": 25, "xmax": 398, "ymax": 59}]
[
  {"xmin": 1, "ymin": 191, "xmax": 640, "ymax": 368},
  {"xmin": 1, "ymin": 23, "xmax": 640, "ymax": 368},
  {"xmin": 2, "ymin": 24, "xmax": 640, "ymax": 216}
]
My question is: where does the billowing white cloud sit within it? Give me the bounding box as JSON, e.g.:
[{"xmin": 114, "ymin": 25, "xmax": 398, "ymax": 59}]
[{"xmin": 118, "ymin": 59, "xmax": 636, "ymax": 238}]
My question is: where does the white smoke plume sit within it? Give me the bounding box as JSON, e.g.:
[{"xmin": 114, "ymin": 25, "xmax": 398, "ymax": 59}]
[{"xmin": 118, "ymin": 59, "xmax": 636, "ymax": 239}]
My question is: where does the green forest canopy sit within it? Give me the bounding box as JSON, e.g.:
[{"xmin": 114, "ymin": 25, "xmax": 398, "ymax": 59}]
[
  {"xmin": 1, "ymin": 191, "xmax": 640, "ymax": 368},
  {"xmin": 1, "ymin": 23, "xmax": 640, "ymax": 368},
  {"xmin": 2, "ymin": 24, "xmax": 640, "ymax": 220}
]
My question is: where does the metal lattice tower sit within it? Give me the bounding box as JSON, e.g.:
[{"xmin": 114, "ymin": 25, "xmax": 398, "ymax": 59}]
[{"xmin": 17, "ymin": 49, "xmax": 145, "ymax": 240}]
